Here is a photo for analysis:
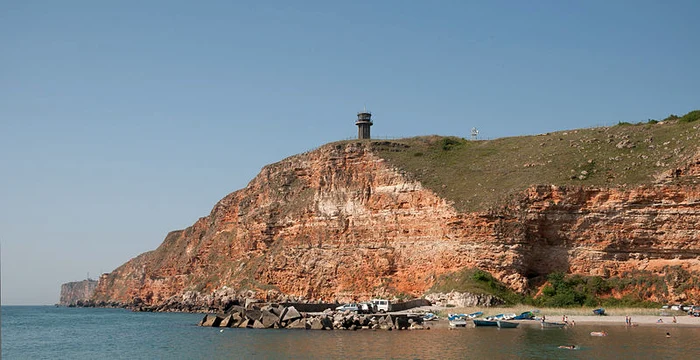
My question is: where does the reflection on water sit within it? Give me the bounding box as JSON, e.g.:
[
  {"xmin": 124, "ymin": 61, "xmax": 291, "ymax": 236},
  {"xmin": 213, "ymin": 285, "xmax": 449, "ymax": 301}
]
[
  {"xmin": 3, "ymin": 307, "xmax": 700, "ymax": 359},
  {"xmin": 213, "ymin": 322, "xmax": 700, "ymax": 359}
]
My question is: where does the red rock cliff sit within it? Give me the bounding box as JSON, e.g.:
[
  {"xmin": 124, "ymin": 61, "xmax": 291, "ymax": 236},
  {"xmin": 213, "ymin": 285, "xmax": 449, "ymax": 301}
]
[{"xmin": 93, "ymin": 142, "xmax": 700, "ymax": 305}]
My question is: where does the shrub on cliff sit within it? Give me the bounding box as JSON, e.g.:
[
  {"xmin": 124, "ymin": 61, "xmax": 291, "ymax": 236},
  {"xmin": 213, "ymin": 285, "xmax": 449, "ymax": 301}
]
[
  {"xmin": 536, "ymin": 272, "xmax": 665, "ymax": 308},
  {"xmin": 679, "ymin": 109, "xmax": 700, "ymax": 123},
  {"xmin": 428, "ymin": 268, "xmax": 523, "ymax": 305}
]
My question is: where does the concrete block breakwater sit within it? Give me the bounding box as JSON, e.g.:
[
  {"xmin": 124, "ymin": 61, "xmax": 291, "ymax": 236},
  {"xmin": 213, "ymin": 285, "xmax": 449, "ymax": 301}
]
[{"xmin": 198, "ymin": 303, "xmax": 429, "ymax": 330}]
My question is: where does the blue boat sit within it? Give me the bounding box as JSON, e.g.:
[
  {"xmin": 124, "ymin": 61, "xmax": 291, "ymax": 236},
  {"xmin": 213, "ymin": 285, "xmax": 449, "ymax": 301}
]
[
  {"xmin": 593, "ymin": 308, "xmax": 606, "ymax": 316},
  {"xmin": 422, "ymin": 313, "xmax": 438, "ymax": 321},
  {"xmin": 473, "ymin": 319, "xmax": 498, "ymax": 327},
  {"xmin": 448, "ymin": 313, "xmax": 465, "ymax": 321},
  {"xmin": 513, "ymin": 311, "xmax": 534, "ymax": 320}
]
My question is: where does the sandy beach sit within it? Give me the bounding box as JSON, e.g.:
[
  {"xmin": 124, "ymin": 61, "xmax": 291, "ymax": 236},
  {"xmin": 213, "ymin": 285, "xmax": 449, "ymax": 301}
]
[
  {"xmin": 562, "ymin": 315, "xmax": 700, "ymax": 327},
  {"xmin": 413, "ymin": 305, "xmax": 700, "ymax": 327}
]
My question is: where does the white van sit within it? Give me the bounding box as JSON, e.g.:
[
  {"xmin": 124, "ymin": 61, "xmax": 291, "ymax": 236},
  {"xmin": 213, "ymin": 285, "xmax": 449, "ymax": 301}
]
[{"xmin": 371, "ymin": 299, "xmax": 391, "ymax": 313}]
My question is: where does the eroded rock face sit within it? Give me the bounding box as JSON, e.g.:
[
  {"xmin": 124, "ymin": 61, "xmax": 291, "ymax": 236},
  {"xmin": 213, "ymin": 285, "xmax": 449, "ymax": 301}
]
[
  {"xmin": 92, "ymin": 142, "xmax": 700, "ymax": 306},
  {"xmin": 60, "ymin": 279, "xmax": 98, "ymax": 306}
]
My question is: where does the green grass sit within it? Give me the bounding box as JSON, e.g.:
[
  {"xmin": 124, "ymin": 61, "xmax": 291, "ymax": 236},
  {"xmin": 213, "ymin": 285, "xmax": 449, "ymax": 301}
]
[
  {"xmin": 371, "ymin": 112, "xmax": 700, "ymax": 212},
  {"xmin": 427, "ymin": 268, "xmax": 524, "ymax": 305},
  {"xmin": 426, "ymin": 268, "xmax": 674, "ymax": 308}
]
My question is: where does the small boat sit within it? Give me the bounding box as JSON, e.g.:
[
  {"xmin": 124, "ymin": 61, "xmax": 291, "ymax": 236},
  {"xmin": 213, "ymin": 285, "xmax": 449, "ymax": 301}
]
[
  {"xmin": 447, "ymin": 313, "xmax": 467, "ymax": 327},
  {"xmin": 448, "ymin": 313, "xmax": 466, "ymax": 321},
  {"xmin": 513, "ymin": 311, "xmax": 535, "ymax": 320},
  {"xmin": 497, "ymin": 320, "xmax": 519, "ymax": 328},
  {"xmin": 466, "ymin": 311, "xmax": 483, "ymax": 319},
  {"xmin": 487, "ymin": 313, "xmax": 517, "ymax": 320},
  {"xmin": 449, "ymin": 318, "xmax": 467, "ymax": 328},
  {"xmin": 485, "ymin": 313, "xmax": 505, "ymax": 321},
  {"xmin": 590, "ymin": 331, "xmax": 607, "ymax": 336},
  {"xmin": 473, "ymin": 319, "xmax": 498, "ymax": 327},
  {"xmin": 593, "ymin": 308, "xmax": 605, "ymax": 316},
  {"xmin": 541, "ymin": 321, "xmax": 567, "ymax": 328},
  {"xmin": 422, "ymin": 313, "xmax": 438, "ymax": 321}
]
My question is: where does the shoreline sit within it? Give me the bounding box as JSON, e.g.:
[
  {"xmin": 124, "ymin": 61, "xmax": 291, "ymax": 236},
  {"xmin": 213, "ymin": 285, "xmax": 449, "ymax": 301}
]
[{"xmin": 559, "ymin": 315, "xmax": 700, "ymax": 327}]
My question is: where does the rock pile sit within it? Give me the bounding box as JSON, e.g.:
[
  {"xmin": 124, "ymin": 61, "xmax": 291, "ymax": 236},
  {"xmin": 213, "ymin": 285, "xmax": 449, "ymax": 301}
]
[
  {"xmin": 424, "ymin": 291, "xmax": 504, "ymax": 307},
  {"xmin": 198, "ymin": 304, "xmax": 427, "ymax": 331}
]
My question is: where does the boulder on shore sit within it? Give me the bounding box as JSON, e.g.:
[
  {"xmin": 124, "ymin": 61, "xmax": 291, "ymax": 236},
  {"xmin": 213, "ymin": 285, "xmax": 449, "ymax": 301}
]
[
  {"xmin": 286, "ymin": 318, "xmax": 308, "ymax": 329},
  {"xmin": 219, "ymin": 314, "xmax": 234, "ymax": 327},
  {"xmin": 260, "ymin": 310, "xmax": 279, "ymax": 328},
  {"xmin": 199, "ymin": 314, "xmax": 223, "ymax": 327},
  {"xmin": 281, "ymin": 306, "xmax": 302, "ymax": 322}
]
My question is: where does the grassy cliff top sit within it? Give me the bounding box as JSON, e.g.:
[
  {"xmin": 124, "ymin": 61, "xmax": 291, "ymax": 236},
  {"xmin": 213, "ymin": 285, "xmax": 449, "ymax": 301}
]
[{"xmin": 371, "ymin": 112, "xmax": 700, "ymax": 213}]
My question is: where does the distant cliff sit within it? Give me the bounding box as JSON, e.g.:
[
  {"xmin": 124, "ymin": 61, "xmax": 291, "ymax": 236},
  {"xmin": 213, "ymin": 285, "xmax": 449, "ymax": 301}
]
[
  {"xmin": 60, "ymin": 279, "xmax": 98, "ymax": 306},
  {"xmin": 92, "ymin": 116, "xmax": 700, "ymax": 307}
]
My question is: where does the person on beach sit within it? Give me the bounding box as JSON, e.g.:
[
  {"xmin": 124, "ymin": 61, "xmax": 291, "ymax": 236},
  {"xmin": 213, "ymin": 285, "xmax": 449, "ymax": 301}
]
[
  {"xmin": 666, "ymin": 332, "xmax": 671, "ymax": 338},
  {"xmin": 672, "ymin": 316, "xmax": 677, "ymax": 323}
]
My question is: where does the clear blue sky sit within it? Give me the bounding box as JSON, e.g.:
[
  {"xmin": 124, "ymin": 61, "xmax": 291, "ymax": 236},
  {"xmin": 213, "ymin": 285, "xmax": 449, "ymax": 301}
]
[{"xmin": 1, "ymin": 0, "xmax": 698, "ymax": 305}]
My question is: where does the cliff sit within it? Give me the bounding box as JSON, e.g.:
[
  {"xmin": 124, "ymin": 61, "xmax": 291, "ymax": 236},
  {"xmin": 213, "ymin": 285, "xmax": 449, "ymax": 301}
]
[
  {"xmin": 93, "ymin": 119, "xmax": 700, "ymax": 307},
  {"xmin": 60, "ymin": 279, "xmax": 98, "ymax": 306}
]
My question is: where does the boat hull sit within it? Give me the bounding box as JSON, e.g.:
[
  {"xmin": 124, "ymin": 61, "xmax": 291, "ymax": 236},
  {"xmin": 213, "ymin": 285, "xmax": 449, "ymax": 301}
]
[
  {"xmin": 449, "ymin": 320, "xmax": 467, "ymax": 328},
  {"xmin": 497, "ymin": 320, "xmax": 519, "ymax": 328},
  {"xmin": 473, "ymin": 319, "xmax": 498, "ymax": 327},
  {"xmin": 541, "ymin": 322, "xmax": 566, "ymax": 328}
]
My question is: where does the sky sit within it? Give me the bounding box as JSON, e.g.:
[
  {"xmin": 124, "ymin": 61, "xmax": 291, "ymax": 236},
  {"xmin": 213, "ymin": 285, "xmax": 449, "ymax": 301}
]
[{"xmin": 1, "ymin": 0, "xmax": 699, "ymax": 305}]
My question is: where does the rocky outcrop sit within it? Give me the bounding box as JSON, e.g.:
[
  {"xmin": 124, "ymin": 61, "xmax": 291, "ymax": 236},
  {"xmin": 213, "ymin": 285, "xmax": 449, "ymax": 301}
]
[
  {"xmin": 197, "ymin": 303, "xmax": 426, "ymax": 331},
  {"xmin": 92, "ymin": 140, "xmax": 700, "ymax": 307},
  {"xmin": 59, "ymin": 279, "xmax": 98, "ymax": 306},
  {"xmin": 424, "ymin": 292, "xmax": 505, "ymax": 308}
]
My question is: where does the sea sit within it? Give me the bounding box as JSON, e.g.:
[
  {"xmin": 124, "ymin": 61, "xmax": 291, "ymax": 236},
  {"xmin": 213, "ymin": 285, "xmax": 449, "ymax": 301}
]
[{"xmin": 2, "ymin": 306, "xmax": 700, "ymax": 359}]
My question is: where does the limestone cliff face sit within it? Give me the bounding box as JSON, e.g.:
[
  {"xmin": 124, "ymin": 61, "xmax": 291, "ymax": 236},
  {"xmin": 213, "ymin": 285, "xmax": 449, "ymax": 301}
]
[
  {"xmin": 60, "ymin": 279, "xmax": 98, "ymax": 306},
  {"xmin": 93, "ymin": 142, "xmax": 700, "ymax": 305}
]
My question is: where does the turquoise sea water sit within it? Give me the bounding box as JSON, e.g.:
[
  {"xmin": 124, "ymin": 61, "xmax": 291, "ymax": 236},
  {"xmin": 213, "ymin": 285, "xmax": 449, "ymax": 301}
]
[{"xmin": 2, "ymin": 306, "xmax": 700, "ymax": 359}]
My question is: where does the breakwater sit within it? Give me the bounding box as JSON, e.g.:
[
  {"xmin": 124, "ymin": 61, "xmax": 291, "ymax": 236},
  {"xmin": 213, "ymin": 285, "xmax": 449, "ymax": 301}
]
[{"xmin": 198, "ymin": 303, "xmax": 429, "ymax": 330}]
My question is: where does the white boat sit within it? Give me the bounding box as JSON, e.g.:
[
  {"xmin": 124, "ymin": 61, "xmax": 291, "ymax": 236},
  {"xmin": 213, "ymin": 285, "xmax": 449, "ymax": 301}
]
[
  {"xmin": 486, "ymin": 313, "xmax": 517, "ymax": 321},
  {"xmin": 448, "ymin": 314, "xmax": 468, "ymax": 327},
  {"xmin": 449, "ymin": 318, "xmax": 468, "ymax": 327}
]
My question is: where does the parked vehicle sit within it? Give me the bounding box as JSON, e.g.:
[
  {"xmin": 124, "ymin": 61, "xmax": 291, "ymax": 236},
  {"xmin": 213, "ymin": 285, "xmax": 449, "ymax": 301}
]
[
  {"xmin": 335, "ymin": 303, "xmax": 360, "ymax": 312},
  {"xmin": 689, "ymin": 306, "xmax": 700, "ymax": 317},
  {"xmin": 359, "ymin": 302, "xmax": 377, "ymax": 314},
  {"xmin": 371, "ymin": 299, "xmax": 391, "ymax": 313}
]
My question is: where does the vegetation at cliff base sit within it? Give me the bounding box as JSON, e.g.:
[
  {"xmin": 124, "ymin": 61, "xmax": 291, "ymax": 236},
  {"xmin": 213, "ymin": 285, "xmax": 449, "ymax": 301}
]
[
  {"xmin": 427, "ymin": 268, "xmax": 696, "ymax": 308},
  {"xmin": 372, "ymin": 110, "xmax": 700, "ymax": 212},
  {"xmin": 427, "ymin": 268, "xmax": 524, "ymax": 305}
]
